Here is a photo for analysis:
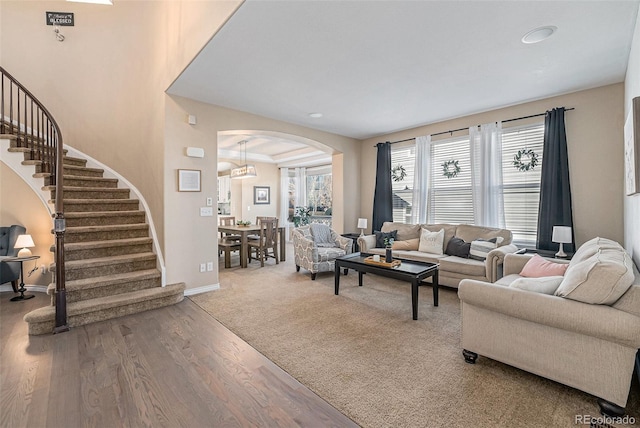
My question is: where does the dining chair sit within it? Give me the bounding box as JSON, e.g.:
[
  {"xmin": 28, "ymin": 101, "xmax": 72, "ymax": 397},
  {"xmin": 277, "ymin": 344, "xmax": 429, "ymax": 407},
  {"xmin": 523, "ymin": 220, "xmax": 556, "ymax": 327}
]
[
  {"xmin": 219, "ymin": 216, "xmax": 241, "ymax": 241},
  {"xmin": 218, "ymin": 216, "xmax": 241, "ymax": 267},
  {"xmin": 248, "ymin": 218, "xmax": 279, "ymax": 267},
  {"xmin": 248, "ymin": 216, "xmax": 277, "ymax": 241}
]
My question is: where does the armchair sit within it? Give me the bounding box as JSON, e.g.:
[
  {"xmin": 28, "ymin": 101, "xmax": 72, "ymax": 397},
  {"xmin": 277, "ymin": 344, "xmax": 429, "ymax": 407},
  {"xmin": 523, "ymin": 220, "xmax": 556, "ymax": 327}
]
[
  {"xmin": 292, "ymin": 223, "xmax": 353, "ymax": 280},
  {"xmin": 0, "ymin": 224, "xmax": 27, "ymax": 291}
]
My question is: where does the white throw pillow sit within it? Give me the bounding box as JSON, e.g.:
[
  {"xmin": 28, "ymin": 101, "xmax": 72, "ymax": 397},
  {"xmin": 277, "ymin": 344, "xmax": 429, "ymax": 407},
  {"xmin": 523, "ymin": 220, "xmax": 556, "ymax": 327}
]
[
  {"xmin": 418, "ymin": 228, "xmax": 444, "ymax": 255},
  {"xmin": 510, "ymin": 276, "xmax": 564, "ymax": 295},
  {"xmin": 555, "ymin": 247, "xmax": 635, "ymax": 305}
]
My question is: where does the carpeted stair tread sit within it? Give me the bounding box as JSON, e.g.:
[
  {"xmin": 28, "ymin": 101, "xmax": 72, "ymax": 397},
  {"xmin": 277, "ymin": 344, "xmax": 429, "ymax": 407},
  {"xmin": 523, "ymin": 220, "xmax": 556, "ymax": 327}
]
[
  {"xmin": 56, "ymin": 198, "xmax": 139, "ymax": 204},
  {"xmin": 63, "ymin": 165, "xmax": 104, "ymax": 176},
  {"xmin": 65, "ymin": 223, "xmax": 148, "ymax": 233},
  {"xmin": 62, "ymin": 252, "xmax": 157, "ymax": 269},
  {"xmin": 46, "ymin": 269, "xmax": 161, "ymax": 295},
  {"xmin": 24, "ymin": 283, "xmax": 186, "ymax": 335},
  {"xmin": 63, "ymin": 237, "xmax": 152, "ymax": 251}
]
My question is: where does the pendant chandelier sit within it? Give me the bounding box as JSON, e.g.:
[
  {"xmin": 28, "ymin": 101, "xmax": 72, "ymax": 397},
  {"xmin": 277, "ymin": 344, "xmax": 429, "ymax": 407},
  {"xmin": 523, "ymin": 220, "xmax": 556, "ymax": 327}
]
[{"xmin": 230, "ymin": 140, "xmax": 257, "ymax": 179}]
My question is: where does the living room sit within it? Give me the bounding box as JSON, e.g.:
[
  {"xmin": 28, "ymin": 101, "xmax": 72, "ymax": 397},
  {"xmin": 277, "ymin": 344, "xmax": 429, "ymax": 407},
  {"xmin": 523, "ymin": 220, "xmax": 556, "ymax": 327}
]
[{"xmin": 1, "ymin": 0, "xmax": 640, "ymax": 426}]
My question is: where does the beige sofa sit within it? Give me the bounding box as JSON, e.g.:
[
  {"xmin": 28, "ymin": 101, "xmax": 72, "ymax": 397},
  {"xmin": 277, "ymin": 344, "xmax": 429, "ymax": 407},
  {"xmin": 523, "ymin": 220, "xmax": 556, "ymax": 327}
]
[
  {"xmin": 357, "ymin": 222, "xmax": 518, "ymax": 288},
  {"xmin": 458, "ymin": 237, "xmax": 640, "ymax": 415}
]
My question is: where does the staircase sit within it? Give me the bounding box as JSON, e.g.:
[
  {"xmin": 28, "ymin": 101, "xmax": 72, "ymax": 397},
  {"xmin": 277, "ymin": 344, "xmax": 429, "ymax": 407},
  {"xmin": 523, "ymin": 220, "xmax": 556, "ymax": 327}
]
[{"xmin": 4, "ymin": 135, "xmax": 185, "ymax": 335}]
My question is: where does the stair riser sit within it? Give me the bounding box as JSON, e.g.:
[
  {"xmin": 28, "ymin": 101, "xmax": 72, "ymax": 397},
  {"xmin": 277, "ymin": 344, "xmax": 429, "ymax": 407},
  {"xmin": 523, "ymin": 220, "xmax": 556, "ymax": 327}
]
[
  {"xmin": 51, "ymin": 189, "xmax": 130, "ymax": 200},
  {"xmin": 65, "ymin": 227, "xmax": 149, "ymax": 243},
  {"xmin": 63, "ymin": 242, "xmax": 153, "ymax": 261},
  {"xmin": 64, "ymin": 201, "xmax": 140, "ymax": 212},
  {"xmin": 65, "ymin": 258, "xmax": 157, "ymax": 281},
  {"xmin": 62, "ymin": 166, "xmax": 104, "ymax": 177},
  {"xmin": 45, "ymin": 177, "xmax": 117, "ymax": 188},
  {"xmin": 63, "ymin": 157, "xmax": 86, "ymax": 167},
  {"xmin": 65, "ymin": 213, "xmax": 146, "ymax": 227},
  {"xmin": 28, "ymin": 293, "xmax": 184, "ymax": 335},
  {"xmin": 51, "ymin": 277, "xmax": 162, "ymax": 304}
]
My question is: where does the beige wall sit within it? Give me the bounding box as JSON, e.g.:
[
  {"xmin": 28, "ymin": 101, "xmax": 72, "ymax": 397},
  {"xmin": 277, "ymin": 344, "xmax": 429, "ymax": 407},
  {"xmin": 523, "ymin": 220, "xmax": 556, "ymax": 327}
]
[
  {"xmin": 624, "ymin": 4, "xmax": 640, "ymax": 267},
  {"xmin": 359, "ymin": 84, "xmax": 626, "ymax": 248},
  {"xmin": 164, "ymin": 95, "xmax": 360, "ymax": 289}
]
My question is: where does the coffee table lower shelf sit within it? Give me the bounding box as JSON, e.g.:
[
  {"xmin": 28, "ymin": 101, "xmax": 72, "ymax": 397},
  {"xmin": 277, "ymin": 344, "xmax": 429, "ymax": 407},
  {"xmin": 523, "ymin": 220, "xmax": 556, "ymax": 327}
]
[{"xmin": 334, "ymin": 252, "xmax": 439, "ymax": 320}]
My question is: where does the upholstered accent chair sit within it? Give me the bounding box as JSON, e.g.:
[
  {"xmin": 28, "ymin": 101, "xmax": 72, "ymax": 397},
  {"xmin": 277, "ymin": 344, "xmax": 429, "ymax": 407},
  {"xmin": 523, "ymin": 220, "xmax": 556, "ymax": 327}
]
[
  {"xmin": 0, "ymin": 224, "xmax": 27, "ymax": 291},
  {"xmin": 292, "ymin": 224, "xmax": 353, "ymax": 280}
]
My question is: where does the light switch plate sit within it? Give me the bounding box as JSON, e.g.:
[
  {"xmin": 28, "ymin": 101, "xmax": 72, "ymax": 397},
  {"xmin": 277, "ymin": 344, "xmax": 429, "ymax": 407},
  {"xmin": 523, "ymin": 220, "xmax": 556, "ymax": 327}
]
[
  {"xmin": 206, "ymin": 262, "xmax": 214, "ymax": 271},
  {"xmin": 200, "ymin": 207, "xmax": 213, "ymax": 216}
]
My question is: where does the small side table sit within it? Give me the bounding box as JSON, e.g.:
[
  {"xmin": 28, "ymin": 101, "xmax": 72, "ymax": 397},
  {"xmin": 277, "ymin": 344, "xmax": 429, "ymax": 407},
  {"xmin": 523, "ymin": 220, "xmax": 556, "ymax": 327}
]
[
  {"xmin": 341, "ymin": 233, "xmax": 362, "ymax": 253},
  {"xmin": 2, "ymin": 255, "xmax": 39, "ymax": 301},
  {"xmin": 516, "ymin": 248, "xmax": 573, "ymax": 260}
]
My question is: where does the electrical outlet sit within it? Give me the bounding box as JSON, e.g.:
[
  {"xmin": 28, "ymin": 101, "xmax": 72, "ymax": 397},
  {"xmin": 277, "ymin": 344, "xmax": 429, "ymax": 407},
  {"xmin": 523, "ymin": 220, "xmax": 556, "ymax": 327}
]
[
  {"xmin": 200, "ymin": 263, "xmax": 206, "ymax": 273},
  {"xmin": 206, "ymin": 262, "xmax": 214, "ymax": 271},
  {"xmin": 206, "ymin": 197, "xmax": 213, "ymax": 206}
]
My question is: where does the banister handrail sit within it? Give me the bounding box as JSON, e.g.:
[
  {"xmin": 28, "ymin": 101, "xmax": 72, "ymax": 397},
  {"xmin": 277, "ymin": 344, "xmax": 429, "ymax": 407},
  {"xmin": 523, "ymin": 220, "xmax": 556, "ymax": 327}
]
[{"xmin": 1, "ymin": 66, "xmax": 68, "ymax": 333}]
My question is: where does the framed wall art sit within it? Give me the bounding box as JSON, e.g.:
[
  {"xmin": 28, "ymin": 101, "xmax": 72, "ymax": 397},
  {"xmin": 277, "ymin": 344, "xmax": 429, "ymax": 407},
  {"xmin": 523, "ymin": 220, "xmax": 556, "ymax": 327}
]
[
  {"xmin": 624, "ymin": 97, "xmax": 640, "ymax": 196},
  {"xmin": 254, "ymin": 186, "xmax": 270, "ymax": 204},
  {"xmin": 178, "ymin": 169, "xmax": 201, "ymax": 192}
]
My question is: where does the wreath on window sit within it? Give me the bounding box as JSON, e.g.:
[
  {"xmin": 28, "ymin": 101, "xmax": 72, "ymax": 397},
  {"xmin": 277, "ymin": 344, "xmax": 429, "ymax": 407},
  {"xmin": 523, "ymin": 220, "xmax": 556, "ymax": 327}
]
[
  {"xmin": 391, "ymin": 165, "xmax": 407, "ymax": 182},
  {"xmin": 513, "ymin": 149, "xmax": 539, "ymax": 172},
  {"xmin": 442, "ymin": 159, "xmax": 461, "ymax": 179}
]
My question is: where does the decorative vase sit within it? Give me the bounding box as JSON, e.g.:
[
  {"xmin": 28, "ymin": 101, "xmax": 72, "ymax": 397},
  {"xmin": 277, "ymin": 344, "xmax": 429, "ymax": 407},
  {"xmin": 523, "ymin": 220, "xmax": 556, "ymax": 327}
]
[{"xmin": 385, "ymin": 247, "xmax": 393, "ymax": 263}]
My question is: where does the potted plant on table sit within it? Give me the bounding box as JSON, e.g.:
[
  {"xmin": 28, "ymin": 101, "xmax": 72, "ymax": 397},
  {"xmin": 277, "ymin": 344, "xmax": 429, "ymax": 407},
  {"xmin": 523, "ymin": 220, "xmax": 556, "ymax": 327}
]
[
  {"xmin": 293, "ymin": 206, "xmax": 311, "ymax": 227},
  {"xmin": 384, "ymin": 237, "xmax": 394, "ymax": 263}
]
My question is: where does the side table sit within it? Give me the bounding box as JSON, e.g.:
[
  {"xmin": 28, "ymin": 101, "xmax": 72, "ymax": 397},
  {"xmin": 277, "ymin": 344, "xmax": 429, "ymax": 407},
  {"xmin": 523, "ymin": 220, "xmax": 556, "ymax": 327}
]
[
  {"xmin": 2, "ymin": 255, "xmax": 39, "ymax": 301},
  {"xmin": 515, "ymin": 248, "xmax": 574, "ymax": 260},
  {"xmin": 341, "ymin": 233, "xmax": 362, "ymax": 253}
]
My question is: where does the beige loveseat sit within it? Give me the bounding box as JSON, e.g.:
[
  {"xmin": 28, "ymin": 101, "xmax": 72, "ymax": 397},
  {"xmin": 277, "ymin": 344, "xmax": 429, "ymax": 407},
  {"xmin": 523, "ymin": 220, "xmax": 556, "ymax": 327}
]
[
  {"xmin": 458, "ymin": 237, "xmax": 640, "ymax": 415},
  {"xmin": 357, "ymin": 222, "xmax": 518, "ymax": 288}
]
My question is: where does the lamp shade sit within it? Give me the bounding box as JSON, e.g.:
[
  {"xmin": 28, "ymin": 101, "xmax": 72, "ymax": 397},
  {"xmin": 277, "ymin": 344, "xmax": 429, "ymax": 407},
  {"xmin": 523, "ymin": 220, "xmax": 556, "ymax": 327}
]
[
  {"xmin": 14, "ymin": 234, "xmax": 35, "ymax": 257},
  {"xmin": 357, "ymin": 218, "xmax": 367, "ymax": 229},
  {"xmin": 552, "ymin": 226, "xmax": 572, "ymax": 244},
  {"xmin": 230, "ymin": 164, "xmax": 257, "ymax": 179}
]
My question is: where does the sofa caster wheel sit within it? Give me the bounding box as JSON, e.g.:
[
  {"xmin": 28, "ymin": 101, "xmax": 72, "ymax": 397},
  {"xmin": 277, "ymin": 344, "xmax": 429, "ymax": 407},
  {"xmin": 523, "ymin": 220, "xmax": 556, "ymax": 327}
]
[
  {"xmin": 311, "ymin": 273, "xmax": 317, "ymax": 280},
  {"xmin": 296, "ymin": 265, "xmax": 300, "ymax": 272},
  {"xmin": 463, "ymin": 349, "xmax": 478, "ymax": 364},
  {"xmin": 598, "ymin": 399, "xmax": 625, "ymax": 417}
]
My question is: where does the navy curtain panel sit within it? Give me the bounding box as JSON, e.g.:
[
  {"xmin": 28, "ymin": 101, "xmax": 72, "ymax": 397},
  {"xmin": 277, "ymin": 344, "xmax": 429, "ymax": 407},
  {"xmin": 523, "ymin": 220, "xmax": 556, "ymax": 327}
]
[
  {"xmin": 372, "ymin": 142, "xmax": 393, "ymax": 233},
  {"xmin": 536, "ymin": 107, "xmax": 575, "ymax": 252}
]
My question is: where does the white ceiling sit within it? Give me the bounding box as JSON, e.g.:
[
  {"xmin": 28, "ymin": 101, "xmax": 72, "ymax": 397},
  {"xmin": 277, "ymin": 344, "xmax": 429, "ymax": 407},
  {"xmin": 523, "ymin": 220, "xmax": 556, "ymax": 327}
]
[{"xmin": 168, "ymin": 0, "xmax": 640, "ymax": 165}]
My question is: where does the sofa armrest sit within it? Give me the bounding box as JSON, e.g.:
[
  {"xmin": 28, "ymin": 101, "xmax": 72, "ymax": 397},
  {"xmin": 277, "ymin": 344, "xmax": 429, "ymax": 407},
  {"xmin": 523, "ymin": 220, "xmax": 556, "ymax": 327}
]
[
  {"xmin": 485, "ymin": 244, "xmax": 518, "ymax": 282},
  {"xmin": 458, "ymin": 279, "xmax": 640, "ymax": 349},
  {"xmin": 503, "ymin": 253, "xmax": 570, "ymax": 276},
  {"xmin": 335, "ymin": 235, "xmax": 353, "ymax": 253},
  {"xmin": 357, "ymin": 234, "xmax": 377, "ymax": 252},
  {"xmin": 292, "ymin": 232, "xmax": 319, "ymax": 262}
]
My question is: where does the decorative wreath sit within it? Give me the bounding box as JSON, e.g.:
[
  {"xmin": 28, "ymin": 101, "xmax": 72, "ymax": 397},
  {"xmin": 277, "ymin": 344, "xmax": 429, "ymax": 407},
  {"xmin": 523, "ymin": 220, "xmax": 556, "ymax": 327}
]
[
  {"xmin": 391, "ymin": 165, "xmax": 407, "ymax": 182},
  {"xmin": 442, "ymin": 159, "xmax": 461, "ymax": 179},
  {"xmin": 513, "ymin": 149, "xmax": 539, "ymax": 172}
]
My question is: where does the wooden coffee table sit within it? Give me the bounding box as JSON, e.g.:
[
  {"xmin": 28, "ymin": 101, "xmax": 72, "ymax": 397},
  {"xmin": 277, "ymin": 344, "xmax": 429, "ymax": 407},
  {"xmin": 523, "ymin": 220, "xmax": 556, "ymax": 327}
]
[{"xmin": 334, "ymin": 252, "xmax": 439, "ymax": 320}]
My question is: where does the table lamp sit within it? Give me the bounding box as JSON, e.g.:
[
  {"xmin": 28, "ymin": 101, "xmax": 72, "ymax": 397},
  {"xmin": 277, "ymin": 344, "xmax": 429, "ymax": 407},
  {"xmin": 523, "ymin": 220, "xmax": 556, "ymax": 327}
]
[
  {"xmin": 15, "ymin": 234, "xmax": 35, "ymax": 257},
  {"xmin": 357, "ymin": 218, "xmax": 368, "ymax": 236},
  {"xmin": 552, "ymin": 226, "xmax": 572, "ymax": 258}
]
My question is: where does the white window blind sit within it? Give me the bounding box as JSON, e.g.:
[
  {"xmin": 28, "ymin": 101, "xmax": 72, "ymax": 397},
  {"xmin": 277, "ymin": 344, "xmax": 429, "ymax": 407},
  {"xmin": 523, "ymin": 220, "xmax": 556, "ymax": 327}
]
[{"xmin": 390, "ymin": 146, "xmax": 415, "ymax": 223}]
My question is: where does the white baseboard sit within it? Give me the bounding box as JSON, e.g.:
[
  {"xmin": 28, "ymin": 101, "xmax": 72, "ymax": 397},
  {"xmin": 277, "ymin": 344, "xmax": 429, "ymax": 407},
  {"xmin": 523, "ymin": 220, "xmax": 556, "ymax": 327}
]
[
  {"xmin": 183, "ymin": 283, "xmax": 220, "ymax": 296},
  {"xmin": 0, "ymin": 284, "xmax": 48, "ymax": 293}
]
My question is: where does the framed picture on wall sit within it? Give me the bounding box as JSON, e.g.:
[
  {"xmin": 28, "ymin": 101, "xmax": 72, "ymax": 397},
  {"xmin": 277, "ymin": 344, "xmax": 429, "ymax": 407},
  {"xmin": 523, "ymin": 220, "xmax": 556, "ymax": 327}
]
[
  {"xmin": 254, "ymin": 186, "xmax": 270, "ymax": 205},
  {"xmin": 178, "ymin": 169, "xmax": 201, "ymax": 192},
  {"xmin": 624, "ymin": 97, "xmax": 640, "ymax": 196}
]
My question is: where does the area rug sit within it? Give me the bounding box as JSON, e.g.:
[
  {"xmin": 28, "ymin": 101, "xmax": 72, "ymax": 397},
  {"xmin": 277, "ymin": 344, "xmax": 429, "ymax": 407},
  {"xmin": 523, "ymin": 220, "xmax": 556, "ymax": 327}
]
[{"xmin": 189, "ymin": 255, "xmax": 640, "ymax": 427}]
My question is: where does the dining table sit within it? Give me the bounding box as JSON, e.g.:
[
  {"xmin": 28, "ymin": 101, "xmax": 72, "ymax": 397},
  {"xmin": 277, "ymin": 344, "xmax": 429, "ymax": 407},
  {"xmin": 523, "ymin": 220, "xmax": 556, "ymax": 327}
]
[{"xmin": 218, "ymin": 224, "xmax": 286, "ymax": 268}]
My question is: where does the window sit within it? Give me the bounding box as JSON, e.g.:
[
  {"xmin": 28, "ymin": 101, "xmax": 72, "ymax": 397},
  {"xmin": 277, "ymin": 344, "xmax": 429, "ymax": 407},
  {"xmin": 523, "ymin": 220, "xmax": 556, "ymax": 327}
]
[
  {"xmin": 286, "ymin": 165, "xmax": 332, "ymax": 224},
  {"xmin": 389, "ymin": 122, "xmax": 544, "ymax": 247}
]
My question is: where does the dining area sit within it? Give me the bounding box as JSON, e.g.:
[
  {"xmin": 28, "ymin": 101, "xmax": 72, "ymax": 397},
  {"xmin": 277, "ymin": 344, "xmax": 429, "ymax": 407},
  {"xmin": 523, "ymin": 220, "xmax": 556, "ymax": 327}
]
[{"xmin": 218, "ymin": 216, "xmax": 287, "ymax": 269}]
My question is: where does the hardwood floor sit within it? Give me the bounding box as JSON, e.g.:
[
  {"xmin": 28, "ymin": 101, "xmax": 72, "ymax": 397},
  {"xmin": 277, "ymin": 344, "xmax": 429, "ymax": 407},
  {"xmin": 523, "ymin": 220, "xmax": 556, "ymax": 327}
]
[{"xmin": 0, "ymin": 291, "xmax": 357, "ymax": 428}]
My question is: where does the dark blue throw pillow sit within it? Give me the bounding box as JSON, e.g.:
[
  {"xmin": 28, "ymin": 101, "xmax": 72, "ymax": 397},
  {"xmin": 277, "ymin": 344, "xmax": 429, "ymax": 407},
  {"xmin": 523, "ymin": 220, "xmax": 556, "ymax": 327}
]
[{"xmin": 374, "ymin": 230, "xmax": 397, "ymax": 248}]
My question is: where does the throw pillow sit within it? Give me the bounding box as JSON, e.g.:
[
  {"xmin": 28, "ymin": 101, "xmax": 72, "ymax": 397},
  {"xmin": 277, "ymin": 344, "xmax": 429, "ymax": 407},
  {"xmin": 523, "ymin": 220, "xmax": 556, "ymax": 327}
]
[
  {"xmin": 375, "ymin": 230, "xmax": 397, "ymax": 248},
  {"xmin": 519, "ymin": 254, "xmax": 569, "ymax": 278},
  {"xmin": 555, "ymin": 247, "xmax": 635, "ymax": 305},
  {"xmin": 445, "ymin": 236, "xmax": 470, "ymax": 258},
  {"xmin": 392, "ymin": 238, "xmax": 420, "ymax": 251},
  {"xmin": 418, "ymin": 228, "xmax": 444, "ymax": 255},
  {"xmin": 469, "ymin": 238, "xmax": 499, "ymax": 261},
  {"xmin": 509, "ymin": 276, "xmax": 564, "ymax": 295}
]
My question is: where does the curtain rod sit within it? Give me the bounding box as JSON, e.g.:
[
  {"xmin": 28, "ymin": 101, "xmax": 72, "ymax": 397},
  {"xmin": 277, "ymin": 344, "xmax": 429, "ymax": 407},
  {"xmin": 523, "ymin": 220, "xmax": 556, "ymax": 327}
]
[{"xmin": 377, "ymin": 107, "xmax": 575, "ymax": 146}]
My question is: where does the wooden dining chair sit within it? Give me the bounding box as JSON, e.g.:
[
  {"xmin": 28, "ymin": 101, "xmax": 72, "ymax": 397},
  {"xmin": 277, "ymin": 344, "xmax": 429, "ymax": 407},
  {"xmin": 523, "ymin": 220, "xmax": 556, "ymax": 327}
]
[
  {"xmin": 248, "ymin": 216, "xmax": 277, "ymax": 241},
  {"xmin": 218, "ymin": 216, "xmax": 241, "ymax": 267},
  {"xmin": 248, "ymin": 218, "xmax": 279, "ymax": 267}
]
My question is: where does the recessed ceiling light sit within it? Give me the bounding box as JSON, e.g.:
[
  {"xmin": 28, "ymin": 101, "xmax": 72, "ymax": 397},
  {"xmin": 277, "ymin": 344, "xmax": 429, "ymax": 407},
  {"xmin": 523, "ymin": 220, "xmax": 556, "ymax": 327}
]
[
  {"xmin": 521, "ymin": 26, "xmax": 557, "ymax": 44},
  {"xmin": 308, "ymin": 113, "xmax": 323, "ymax": 118}
]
